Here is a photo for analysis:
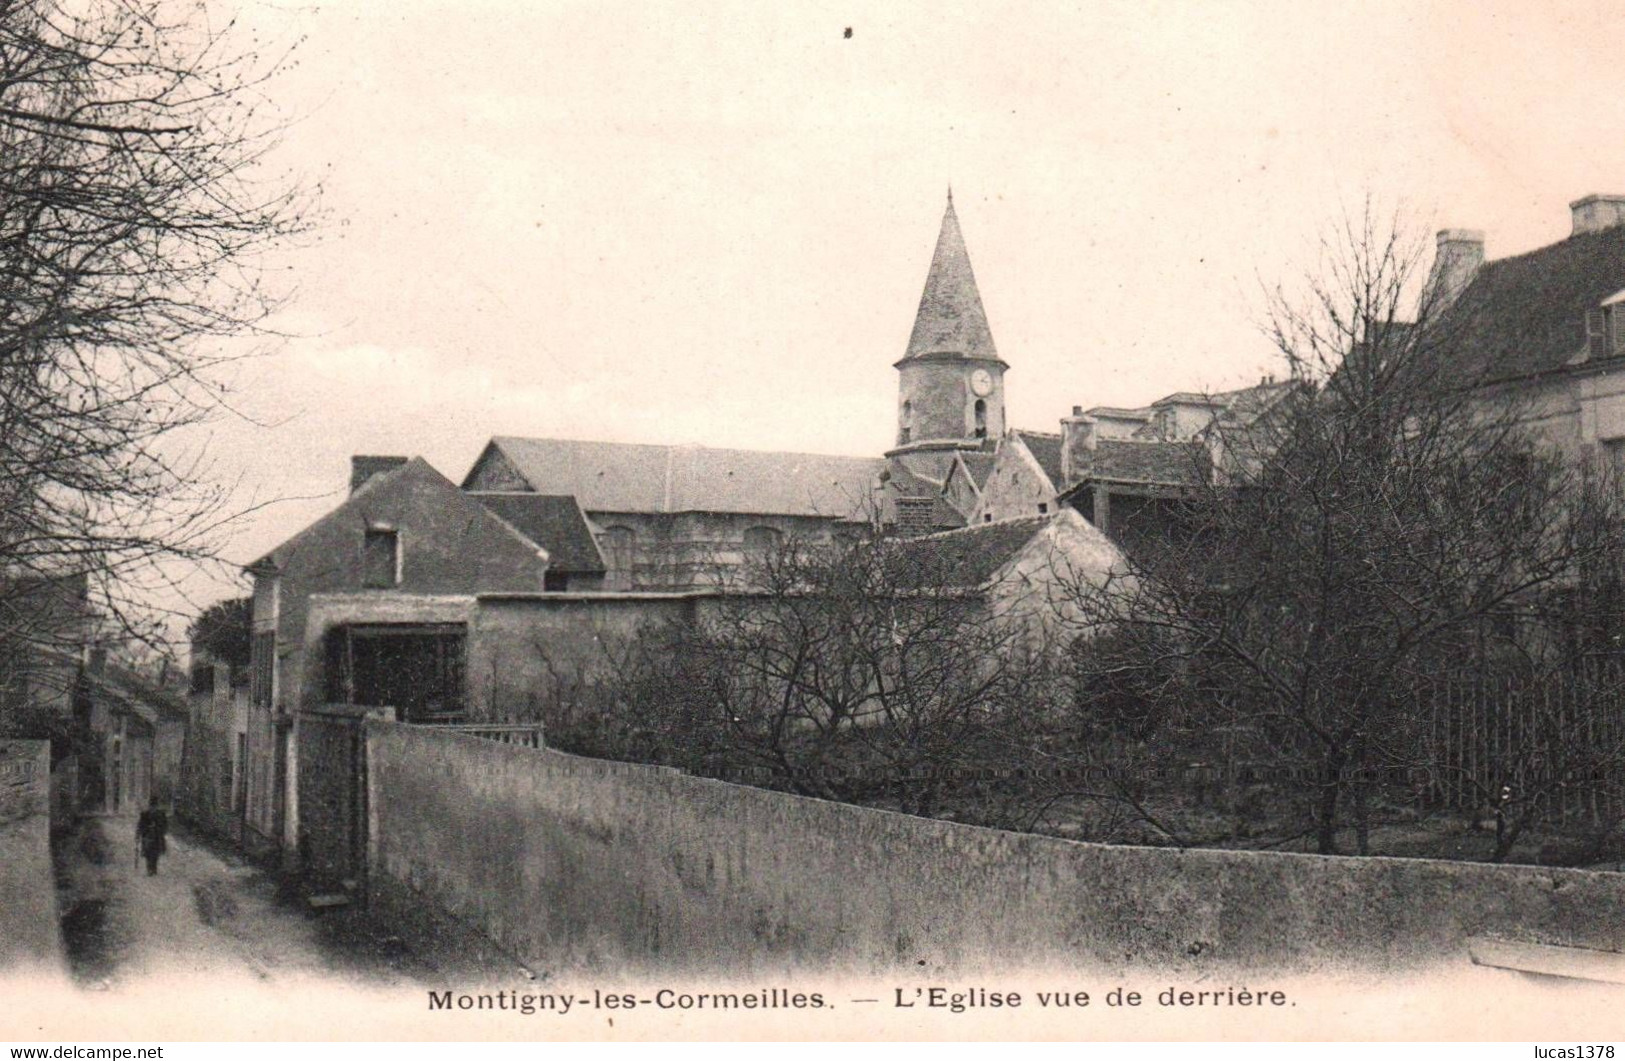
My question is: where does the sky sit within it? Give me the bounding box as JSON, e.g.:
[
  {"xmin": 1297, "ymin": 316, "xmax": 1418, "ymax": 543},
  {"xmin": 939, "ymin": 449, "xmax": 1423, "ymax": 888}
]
[{"xmin": 165, "ymin": 0, "xmax": 1625, "ymax": 616}]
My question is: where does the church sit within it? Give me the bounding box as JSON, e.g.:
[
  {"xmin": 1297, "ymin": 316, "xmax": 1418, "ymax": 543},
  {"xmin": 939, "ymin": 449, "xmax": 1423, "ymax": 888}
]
[
  {"xmin": 457, "ymin": 189, "xmax": 1289, "ymax": 586},
  {"xmin": 457, "ymin": 190, "xmax": 1041, "ymax": 589}
]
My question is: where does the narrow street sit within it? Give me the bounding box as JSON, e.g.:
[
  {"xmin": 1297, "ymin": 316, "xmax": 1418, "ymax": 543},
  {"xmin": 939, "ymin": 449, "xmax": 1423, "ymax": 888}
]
[{"xmin": 53, "ymin": 815, "xmax": 433, "ymax": 992}]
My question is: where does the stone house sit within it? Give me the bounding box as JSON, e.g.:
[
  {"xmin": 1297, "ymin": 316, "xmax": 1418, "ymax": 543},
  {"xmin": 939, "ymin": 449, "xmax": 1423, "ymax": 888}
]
[
  {"xmin": 242, "ymin": 454, "xmax": 604, "ymax": 858},
  {"xmin": 963, "ymin": 430, "xmax": 1065, "ymax": 525},
  {"xmin": 179, "ymin": 600, "xmax": 253, "ymax": 844},
  {"xmin": 883, "ymin": 508, "xmax": 1128, "ymax": 655},
  {"xmin": 1426, "ymin": 193, "xmax": 1625, "ymax": 466},
  {"xmin": 1, "ymin": 572, "xmax": 185, "ymax": 818},
  {"xmin": 1064, "ymin": 382, "xmax": 1294, "ymax": 544}
]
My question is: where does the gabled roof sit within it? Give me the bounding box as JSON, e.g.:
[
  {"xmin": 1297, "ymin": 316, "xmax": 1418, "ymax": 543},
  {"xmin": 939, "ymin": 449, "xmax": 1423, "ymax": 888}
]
[
  {"xmin": 468, "ymin": 437, "xmax": 884, "ymax": 519},
  {"xmin": 882, "ymin": 509, "xmax": 1123, "ymax": 593},
  {"xmin": 884, "ymin": 514, "xmax": 1054, "ymax": 590},
  {"xmin": 249, "ymin": 457, "xmax": 547, "ymax": 573},
  {"xmin": 1145, "ymin": 380, "xmax": 1295, "ymax": 421},
  {"xmin": 1087, "ymin": 406, "xmax": 1154, "ymax": 420},
  {"xmin": 1444, "ymin": 224, "xmax": 1625, "ymax": 383},
  {"xmin": 468, "ymin": 493, "xmax": 606, "ymax": 574},
  {"xmin": 1150, "ymin": 392, "xmax": 1217, "ymax": 408},
  {"xmin": 1012, "ymin": 429, "xmax": 1063, "ymax": 488},
  {"xmin": 1210, "ymin": 380, "xmax": 1297, "ymax": 422},
  {"xmin": 902, "ymin": 191, "xmax": 1000, "ymax": 363}
]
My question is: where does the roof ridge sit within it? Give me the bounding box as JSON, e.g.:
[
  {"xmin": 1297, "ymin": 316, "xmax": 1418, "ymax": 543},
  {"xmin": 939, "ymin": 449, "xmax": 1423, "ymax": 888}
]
[
  {"xmin": 1482, "ymin": 223, "xmax": 1625, "ymax": 270},
  {"xmin": 495, "ymin": 434, "xmax": 879, "ymax": 464},
  {"xmin": 247, "ymin": 456, "xmax": 432, "ymax": 571},
  {"xmin": 907, "ymin": 512, "xmax": 1050, "ymax": 542}
]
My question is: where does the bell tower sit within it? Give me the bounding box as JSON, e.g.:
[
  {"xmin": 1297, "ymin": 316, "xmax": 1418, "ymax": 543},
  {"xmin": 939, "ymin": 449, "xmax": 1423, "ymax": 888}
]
[{"xmin": 886, "ymin": 189, "xmax": 1008, "ymax": 480}]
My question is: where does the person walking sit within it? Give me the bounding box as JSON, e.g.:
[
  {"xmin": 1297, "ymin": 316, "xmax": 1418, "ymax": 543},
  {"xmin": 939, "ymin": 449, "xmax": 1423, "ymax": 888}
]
[{"xmin": 136, "ymin": 798, "xmax": 169, "ymax": 876}]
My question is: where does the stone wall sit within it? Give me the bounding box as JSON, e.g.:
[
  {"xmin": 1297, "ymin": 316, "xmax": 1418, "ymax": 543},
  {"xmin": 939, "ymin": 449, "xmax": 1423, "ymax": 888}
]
[
  {"xmin": 364, "ymin": 721, "xmax": 1625, "ymax": 979},
  {"xmin": 0, "ymin": 740, "xmax": 64, "ymax": 974}
]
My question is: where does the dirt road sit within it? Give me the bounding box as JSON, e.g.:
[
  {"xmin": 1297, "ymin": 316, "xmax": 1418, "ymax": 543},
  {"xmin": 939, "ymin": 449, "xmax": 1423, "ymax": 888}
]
[{"xmin": 54, "ymin": 816, "xmax": 426, "ymax": 992}]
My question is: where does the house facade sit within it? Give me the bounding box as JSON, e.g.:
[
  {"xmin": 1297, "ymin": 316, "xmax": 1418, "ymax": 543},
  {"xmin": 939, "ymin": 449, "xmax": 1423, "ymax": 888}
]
[{"xmin": 242, "ymin": 455, "xmax": 599, "ymax": 858}]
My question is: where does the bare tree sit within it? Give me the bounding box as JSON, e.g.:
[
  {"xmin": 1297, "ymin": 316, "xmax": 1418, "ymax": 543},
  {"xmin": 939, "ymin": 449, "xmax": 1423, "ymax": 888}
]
[
  {"xmin": 536, "ymin": 527, "xmax": 1073, "ymax": 820},
  {"xmin": 0, "ymin": 0, "xmax": 312, "ymax": 708},
  {"xmin": 1066, "ymin": 204, "xmax": 1625, "ymax": 856}
]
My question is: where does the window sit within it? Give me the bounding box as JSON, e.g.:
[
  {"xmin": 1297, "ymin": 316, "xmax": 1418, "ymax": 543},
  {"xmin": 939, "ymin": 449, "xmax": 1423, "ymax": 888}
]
[
  {"xmin": 973, "ymin": 399, "xmax": 987, "ymax": 439},
  {"xmin": 602, "ymin": 526, "xmax": 636, "ymax": 591},
  {"xmin": 1603, "ymin": 437, "xmax": 1625, "ymax": 486},
  {"xmin": 1588, "ymin": 302, "xmax": 1625, "ymax": 359},
  {"xmin": 362, "ymin": 528, "xmax": 399, "ymax": 588},
  {"xmin": 1038, "ymin": 502, "xmax": 1048, "ymax": 514},
  {"xmin": 249, "ymin": 631, "xmax": 274, "ymax": 708},
  {"xmin": 984, "ymin": 512, "xmax": 993, "ymax": 523},
  {"xmin": 543, "ymin": 571, "xmax": 569, "ymax": 592},
  {"xmin": 899, "ymin": 400, "xmax": 913, "ymax": 445},
  {"xmin": 743, "ymin": 526, "xmax": 783, "ymax": 558}
]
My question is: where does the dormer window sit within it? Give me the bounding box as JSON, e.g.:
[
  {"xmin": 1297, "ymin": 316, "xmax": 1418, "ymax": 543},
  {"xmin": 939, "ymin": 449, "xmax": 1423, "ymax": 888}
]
[{"xmin": 1591, "ymin": 291, "xmax": 1625, "ymax": 360}]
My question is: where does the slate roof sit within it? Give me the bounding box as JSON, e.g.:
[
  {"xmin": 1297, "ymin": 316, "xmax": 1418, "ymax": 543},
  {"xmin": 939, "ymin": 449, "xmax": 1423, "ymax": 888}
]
[
  {"xmin": 902, "ymin": 193, "xmax": 999, "ymax": 363},
  {"xmin": 468, "ymin": 493, "xmax": 606, "ymax": 574},
  {"xmin": 472, "ymin": 437, "xmax": 884, "ymax": 519},
  {"xmin": 1087, "ymin": 406, "xmax": 1154, "ymax": 420},
  {"xmin": 249, "ymin": 457, "xmax": 547, "ymax": 572},
  {"xmin": 1070, "ymin": 440, "xmax": 1206, "ymax": 487},
  {"xmin": 884, "ymin": 515, "xmax": 1052, "ymax": 590},
  {"xmin": 1013, "ymin": 429, "xmax": 1064, "ymax": 487},
  {"xmin": 1212, "ymin": 380, "xmax": 1296, "ymax": 422},
  {"xmin": 1443, "ymin": 224, "xmax": 1625, "ymax": 383},
  {"xmin": 957, "ymin": 452, "xmax": 998, "ymax": 488}
]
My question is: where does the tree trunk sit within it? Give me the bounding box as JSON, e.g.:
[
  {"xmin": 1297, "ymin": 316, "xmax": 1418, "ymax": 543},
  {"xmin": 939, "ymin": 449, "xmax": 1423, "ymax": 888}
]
[
  {"xmin": 1315, "ymin": 754, "xmax": 1344, "ymax": 854},
  {"xmin": 1354, "ymin": 779, "xmax": 1370, "ymax": 855}
]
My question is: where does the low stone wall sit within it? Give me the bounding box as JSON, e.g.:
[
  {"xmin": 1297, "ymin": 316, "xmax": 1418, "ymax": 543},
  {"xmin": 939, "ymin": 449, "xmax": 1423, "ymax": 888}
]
[
  {"xmin": 364, "ymin": 721, "xmax": 1625, "ymax": 978},
  {"xmin": 0, "ymin": 741, "xmax": 65, "ymax": 974}
]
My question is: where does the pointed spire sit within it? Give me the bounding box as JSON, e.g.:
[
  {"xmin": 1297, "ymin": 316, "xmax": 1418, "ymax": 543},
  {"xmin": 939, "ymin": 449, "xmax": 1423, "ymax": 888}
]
[{"xmin": 904, "ymin": 190, "xmax": 998, "ymax": 362}]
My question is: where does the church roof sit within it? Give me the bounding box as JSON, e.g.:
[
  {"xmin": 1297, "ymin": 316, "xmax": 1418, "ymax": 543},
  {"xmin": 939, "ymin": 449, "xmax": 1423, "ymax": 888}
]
[
  {"xmin": 468, "ymin": 437, "xmax": 884, "ymax": 519},
  {"xmin": 903, "ymin": 192, "xmax": 999, "ymax": 363}
]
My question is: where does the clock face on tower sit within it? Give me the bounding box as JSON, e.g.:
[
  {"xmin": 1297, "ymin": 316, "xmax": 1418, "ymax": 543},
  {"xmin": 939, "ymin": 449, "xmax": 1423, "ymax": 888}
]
[{"xmin": 970, "ymin": 368, "xmax": 993, "ymax": 397}]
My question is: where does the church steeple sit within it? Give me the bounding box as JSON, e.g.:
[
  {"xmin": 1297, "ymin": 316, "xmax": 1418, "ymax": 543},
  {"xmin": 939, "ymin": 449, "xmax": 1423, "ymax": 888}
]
[
  {"xmin": 888, "ymin": 190, "xmax": 1008, "ymax": 466},
  {"xmin": 903, "ymin": 189, "xmax": 999, "ymax": 363}
]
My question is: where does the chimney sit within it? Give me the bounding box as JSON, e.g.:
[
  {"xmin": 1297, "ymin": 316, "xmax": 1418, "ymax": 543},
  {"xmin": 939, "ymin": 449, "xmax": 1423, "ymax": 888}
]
[
  {"xmin": 350, "ymin": 455, "xmax": 408, "ymax": 494},
  {"xmin": 1426, "ymin": 229, "xmax": 1484, "ymax": 311},
  {"xmin": 1570, "ymin": 194, "xmax": 1625, "ymax": 236},
  {"xmin": 1059, "ymin": 411, "xmax": 1098, "ymax": 487}
]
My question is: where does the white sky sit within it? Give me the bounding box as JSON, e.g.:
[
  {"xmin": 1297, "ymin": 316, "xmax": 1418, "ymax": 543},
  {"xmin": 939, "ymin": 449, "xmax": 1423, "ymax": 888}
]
[{"xmin": 168, "ymin": 0, "xmax": 1625, "ymax": 612}]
